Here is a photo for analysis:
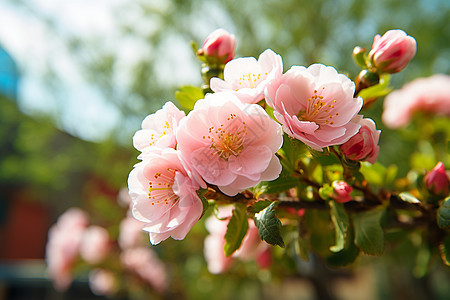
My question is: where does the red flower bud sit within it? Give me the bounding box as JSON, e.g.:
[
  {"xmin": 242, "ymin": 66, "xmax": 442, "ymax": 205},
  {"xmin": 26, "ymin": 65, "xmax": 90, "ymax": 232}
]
[
  {"xmin": 340, "ymin": 118, "xmax": 380, "ymax": 164},
  {"xmin": 368, "ymin": 29, "xmax": 417, "ymax": 74},
  {"xmin": 424, "ymin": 162, "xmax": 450, "ymax": 196},
  {"xmin": 200, "ymin": 29, "xmax": 236, "ymax": 64},
  {"xmin": 332, "ymin": 181, "xmax": 353, "ymax": 203}
]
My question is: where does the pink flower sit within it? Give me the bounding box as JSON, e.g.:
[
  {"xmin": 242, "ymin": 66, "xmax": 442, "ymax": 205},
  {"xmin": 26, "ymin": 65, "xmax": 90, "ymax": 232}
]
[
  {"xmin": 118, "ymin": 216, "xmax": 146, "ymax": 249},
  {"xmin": 369, "ymin": 29, "xmax": 417, "ymax": 74},
  {"xmin": 204, "ymin": 206, "xmax": 270, "ymax": 274},
  {"xmin": 121, "ymin": 247, "xmax": 168, "ymax": 292},
  {"xmin": 332, "ymin": 181, "xmax": 353, "ymax": 203},
  {"xmin": 424, "ymin": 162, "xmax": 450, "ymax": 196},
  {"xmin": 199, "ymin": 29, "xmax": 236, "ymax": 64},
  {"xmin": 132, "ymin": 101, "xmax": 185, "ymax": 152},
  {"xmin": 340, "ymin": 118, "xmax": 381, "ymax": 164},
  {"xmin": 265, "ymin": 64, "xmax": 363, "ymax": 151},
  {"xmin": 210, "ymin": 49, "xmax": 283, "ymax": 104},
  {"xmin": 88, "ymin": 269, "xmax": 118, "ymax": 296},
  {"xmin": 79, "ymin": 226, "xmax": 111, "ymax": 264},
  {"xmin": 382, "ymin": 74, "xmax": 450, "ymax": 128},
  {"xmin": 128, "ymin": 148, "xmax": 203, "ymax": 244},
  {"xmin": 45, "ymin": 208, "xmax": 89, "ymax": 291},
  {"xmin": 176, "ymin": 92, "xmax": 283, "ymax": 196}
]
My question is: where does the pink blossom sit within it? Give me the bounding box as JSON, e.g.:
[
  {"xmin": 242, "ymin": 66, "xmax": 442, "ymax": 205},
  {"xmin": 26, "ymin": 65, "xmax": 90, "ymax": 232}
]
[
  {"xmin": 132, "ymin": 101, "xmax": 185, "ymax": 152},
  {"xmin": 79, "ymin": 225, "xmax": 111, "ymax": 264},
  {"xmin": 369, "ymin": 29, "xmax": 417, "ymax": 74},
  {"xmin": 121, "ymin": 247, "xmax": 168, "ymax": 292},
  {"xmin": 200, "ymin": 29, "xmax": 236, "ymax": 64},
  {"xmin": 210, "ymin": 49, "xmax": 283, "ymax": 104},
  {"xmin": 265, "ymin": 64, "xmax": 363, "ymax": 151},
  {"xmin": 118, "ymin": 216, "xmax": 146, "ymax": 249},
  {"xmin": 332, "ymin": 181, "xmax": 353, "ymax": 203},
  {"xmin": 340, "ymin": 118, "xmax": 381, "ymax": 164},
  {"xmin": 88, "ymin": 269, "xmax": 118, "ymax": 296},
  {"xmin": 382, "ymin": 74, "xmax": 450, "ymax": 128},
  {"xmin": 176, "ymin": 92, "xmax": 283, "ymax": 196},
  {"xmin": 424, "ymin": 162, "xmax": 450, "ymax": 196},
  {"xmin": 128, "ymin": 148, "xmax": 203, "ymax": 244},
  {"xmin": 45, "ymin": 208, "xmax": 89, "ymax": 291},
  {"xmin": 204, "ymin": 206, "xmax": 270, "ymax": 274}
]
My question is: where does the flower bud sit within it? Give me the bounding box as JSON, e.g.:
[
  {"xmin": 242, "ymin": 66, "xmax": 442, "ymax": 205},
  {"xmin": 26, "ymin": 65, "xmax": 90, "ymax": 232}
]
[
  {"xmin": 340, "ymin": 118, "xmax": 381, "ymax": 164},
  {"xmin": 332, "ymin": 181, "xmax": 353, "ymax": 203},
  {"xmin": 424, "ymin": 162, "xmax": 450, "ymax": 196},
  {"xmin": 368, "ymin": 29, "xmax": 417, "ymax": 74},
  {"xmin": 198, "ymin": 29, "xmax": 236, "ymax": 65}
]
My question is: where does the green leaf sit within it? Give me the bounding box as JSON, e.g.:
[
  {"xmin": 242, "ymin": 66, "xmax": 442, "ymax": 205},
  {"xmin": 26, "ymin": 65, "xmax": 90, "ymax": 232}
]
[
  {"xmin": 254, "ymin": 201, "xmax": 285, "ymax": 247},
  {"xmin": 329, "ymin": 201, "xmax": 349, "ymax": 252},
  {"xmin": 258, "ymin": 176, "xmax": 299, "ymax": 195},
  {"xmin": 309, "ymin": 147, "xmax": 341, "ymax": 166},
  {"xmin": 295, "ymin": 234, "xmax": 310, "ymax": 262},
  {"xmin": 247, "ymin": 199, "xmax": 272, "ymax": 214},
  {"xmin": 304, "ymin": 209, "xmax": 334, "ymax": 257},
  {"xmin": 278, "ymin": 135, "xmax": 306, "ymax": 174},
  {"xmin": 224, "ymin": 203, "xmax": 249, "ymax": 257},
  {"xmin": 439, "ymin": 235, "xmax": 450, "ymax": 266},
  {"xmin": 357, "ymin": 74, "xmax": 392, "ymax": 100},
  {"xmin": 175, "ymin": 85, "xmax": 204, "ymax": 110},
  {"xmin": 196, "ymin": 188, "xmax": 210, "ymax": 218},
  {"xmin": 437, "ymin": 197, "xmax": 450, "ymax": 229},
  {"xmin": 353, "ymin": 208, "xmax": 385, "ymax": 256},
  {"xmin": 326, "ymin": 223, "xmax": 360, "ymax": 266},
  {"xmin": 398, "ymin": 192, "xmax": 421, "ymax": 204}
]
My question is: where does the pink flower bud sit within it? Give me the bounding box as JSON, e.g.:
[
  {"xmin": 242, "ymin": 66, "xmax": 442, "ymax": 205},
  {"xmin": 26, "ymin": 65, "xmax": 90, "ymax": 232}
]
[
  {"xmin": 424, "ymin": 162, "xmax": 450, "ymax": 196},
  {"xmin": 368, "ymin": 29, "xmax": 417, "ymax": 74},
  {"xmin": 200, "ymin": 29, "xmax": 236, "ymax": 64},
  {"xmin": 332, "ymin": 181, "xmax": 353, "ymax": 203},
  {"xmin": 340, "ymin": 118, "xmax": 381, "ymax": 164}
]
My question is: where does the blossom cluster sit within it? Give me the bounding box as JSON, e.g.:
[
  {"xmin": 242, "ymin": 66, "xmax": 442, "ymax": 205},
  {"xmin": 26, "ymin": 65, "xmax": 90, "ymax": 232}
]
[{"xmin": 126, "ymin": 28, "xmax": 398, "ymax": 247}]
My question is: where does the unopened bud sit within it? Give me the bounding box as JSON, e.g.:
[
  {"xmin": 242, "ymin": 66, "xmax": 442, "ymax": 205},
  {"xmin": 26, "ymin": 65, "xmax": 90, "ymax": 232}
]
[
  {"xmin": 424, "ymin": 162, "xmax": 450, "ymax": 196},
  {"xmin": 198, "ymin": 29, "xmax": 236, "ymax": 65},
  {"xmin": 332, "ymin": 181, "xmax": 353, "ymax": 203}
]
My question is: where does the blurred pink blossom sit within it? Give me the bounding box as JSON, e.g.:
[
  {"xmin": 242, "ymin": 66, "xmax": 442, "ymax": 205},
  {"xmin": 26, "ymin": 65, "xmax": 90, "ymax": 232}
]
[
  {"xmin": 176, "ymin": 92, "xmax": 283, "ymax": 196},
  {"xmin": 424, "ymin": 162, "xmax": 450, "ymax": 196},
  {"xmin": 200, "ymin": 29, "xmax": 236, "ymax": 64},
  {"xmin": 332, "ymin": 181, "xmax": 353, "ymax": 203},
  {"xmin": 340, "ymin": 118, "xmax": 380, "ymax": 164},
  {"xmin": 210, "ymin": 49, "xmax": 283, "ymax": 103},
  {"xmin": 382, "ymin": 74, "xmax": 450, "ymax": 128},
  {"xmin": 88, "ymin": 269, "xmax": 118, "ymax": 296},
  {"xmin": 79, "ymin": 225, "xmax": 111, "ymax": 264},
  {"xmin": 265, "ymin": 63, "xmax": 363, "ymax": 150},
  {"xmin": 132, "ymin": 101, "xmax": 185, "ymax": 152},
  {"xmin": 121, "ymin": 247, "xmax": 168, "ymax": 292},
  {"xmin": 368, "ymin": 29, "xmax": 417, "ymax": 74},
  {"xmin": 204, "ymin": 206, "xmax": 270, "ymax": 274},
  {"xmin": 45, "ymin": 208, "xmax": 89, "ymax": 291},
  {"xmin": 118, "ymin": 216, "xmax": 146, "ymax": 249},
  {"xmin": 128, "ymin": 148, "xmax": 203, "ymax": 244}
]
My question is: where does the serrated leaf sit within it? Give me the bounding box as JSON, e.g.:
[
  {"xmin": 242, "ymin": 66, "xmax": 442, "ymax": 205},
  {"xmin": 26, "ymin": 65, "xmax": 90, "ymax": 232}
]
[
  {"xmin": 329, "ymin": 201, "xmax": 349, "ymax": 252},
  {"xmin": 254, "ymin": 201, "xmax": 285, "ymax": 247},
  {"xmin": 260, "ymin": 176, "xmax": 299, "ymax": 195},
  {"xmin": 175, "ymin": 85, "xmax": 204, "ymax": 110},
  {"xmin": 437, "ymin": 197, "xmax": 450, "ymax": 229},
  {"xmin": 439, "ymin": 235, "xmax": 450, "ymax": 266},
  {"xmin": 398, "ymin": 192, "xmax": 421, "ymax": 204},
  {"xmin": 353, "ymin": 209, "xmax": 385, "ymax": 256},
  {"xmin": 247, "ymin": 200, "xmax": 272, "ymax": 214},
  {"xmin": 224, "ymin": 203, "xmax": 249, "ymax": 257},
  {"xmin": 309, "ymin": 148, "xmax": 341, "ymax": 166}
]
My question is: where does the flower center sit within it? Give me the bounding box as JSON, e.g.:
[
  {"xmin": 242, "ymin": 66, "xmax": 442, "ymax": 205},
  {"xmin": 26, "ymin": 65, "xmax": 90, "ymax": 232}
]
[
  {"xmin": 237, "ymin": 72, "xmax": 268, "ymax": 89},
  {"xmin": 148, "ymin": 168, "xmax": 179, "ymax": 205},
  {"xmin": 202, "ymin": 113, "xmax": 247, "ymax": 161},
  {"xmin": 298, "ymin": 88, "xmax": 339, "ymax": 126},
  {"xmin": 149, "ymin": 121, "xmax": 171, "ymax": 146}
]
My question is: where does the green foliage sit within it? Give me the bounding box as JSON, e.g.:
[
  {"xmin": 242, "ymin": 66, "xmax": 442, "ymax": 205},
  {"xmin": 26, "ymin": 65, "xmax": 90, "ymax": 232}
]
[
  {"xmin": 439, "ymin": 235, "xmax": 450, "ymax": 266},
  {"xmin": 437, "ymin": 197, "xmax": 450, "ymax": 230},
  {"xmin": 360, "ymin": 162, "xmax": 397, "ymax": 188},
  {"xmin": 353, "ymin": 208, "xmax": 385, "ymax": 256},
  {"xmin": 254, "ymin": 201, "xmax": 285, "ymax": 248},
  {"xmin": 326, "ymin": 223, "xmax": 360, "ymax": 266},
  {"xmin": 175, "ymin": 85, "xmax": 204, "ymax": 111},
  {"xmin": 398, "ymin": 192, "xmax": 421, "ymax": 204},
  {"xmin": 247, "ymin": 199, "xmax": 272, "ymax": 214},
  {"xmin": 357, "ymin": 74, "xmax": 392, "ymax": 100},
  {"xmin": 224, "ymin": 203, "xmax": 249, "ymax": 257},
  {"xmin": 329, "ymin": 201, "xmax": 349, "ymax": 252},
  {"xmin": 196, "ymin": 188, "xmax": 210, "ymax": 218}
]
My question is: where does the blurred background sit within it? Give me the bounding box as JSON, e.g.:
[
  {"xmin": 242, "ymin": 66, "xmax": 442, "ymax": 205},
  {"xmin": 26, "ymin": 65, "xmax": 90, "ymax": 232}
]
[{"xmin": 0, "ymin": 0, "xmax": 449, "ymax": 299}]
